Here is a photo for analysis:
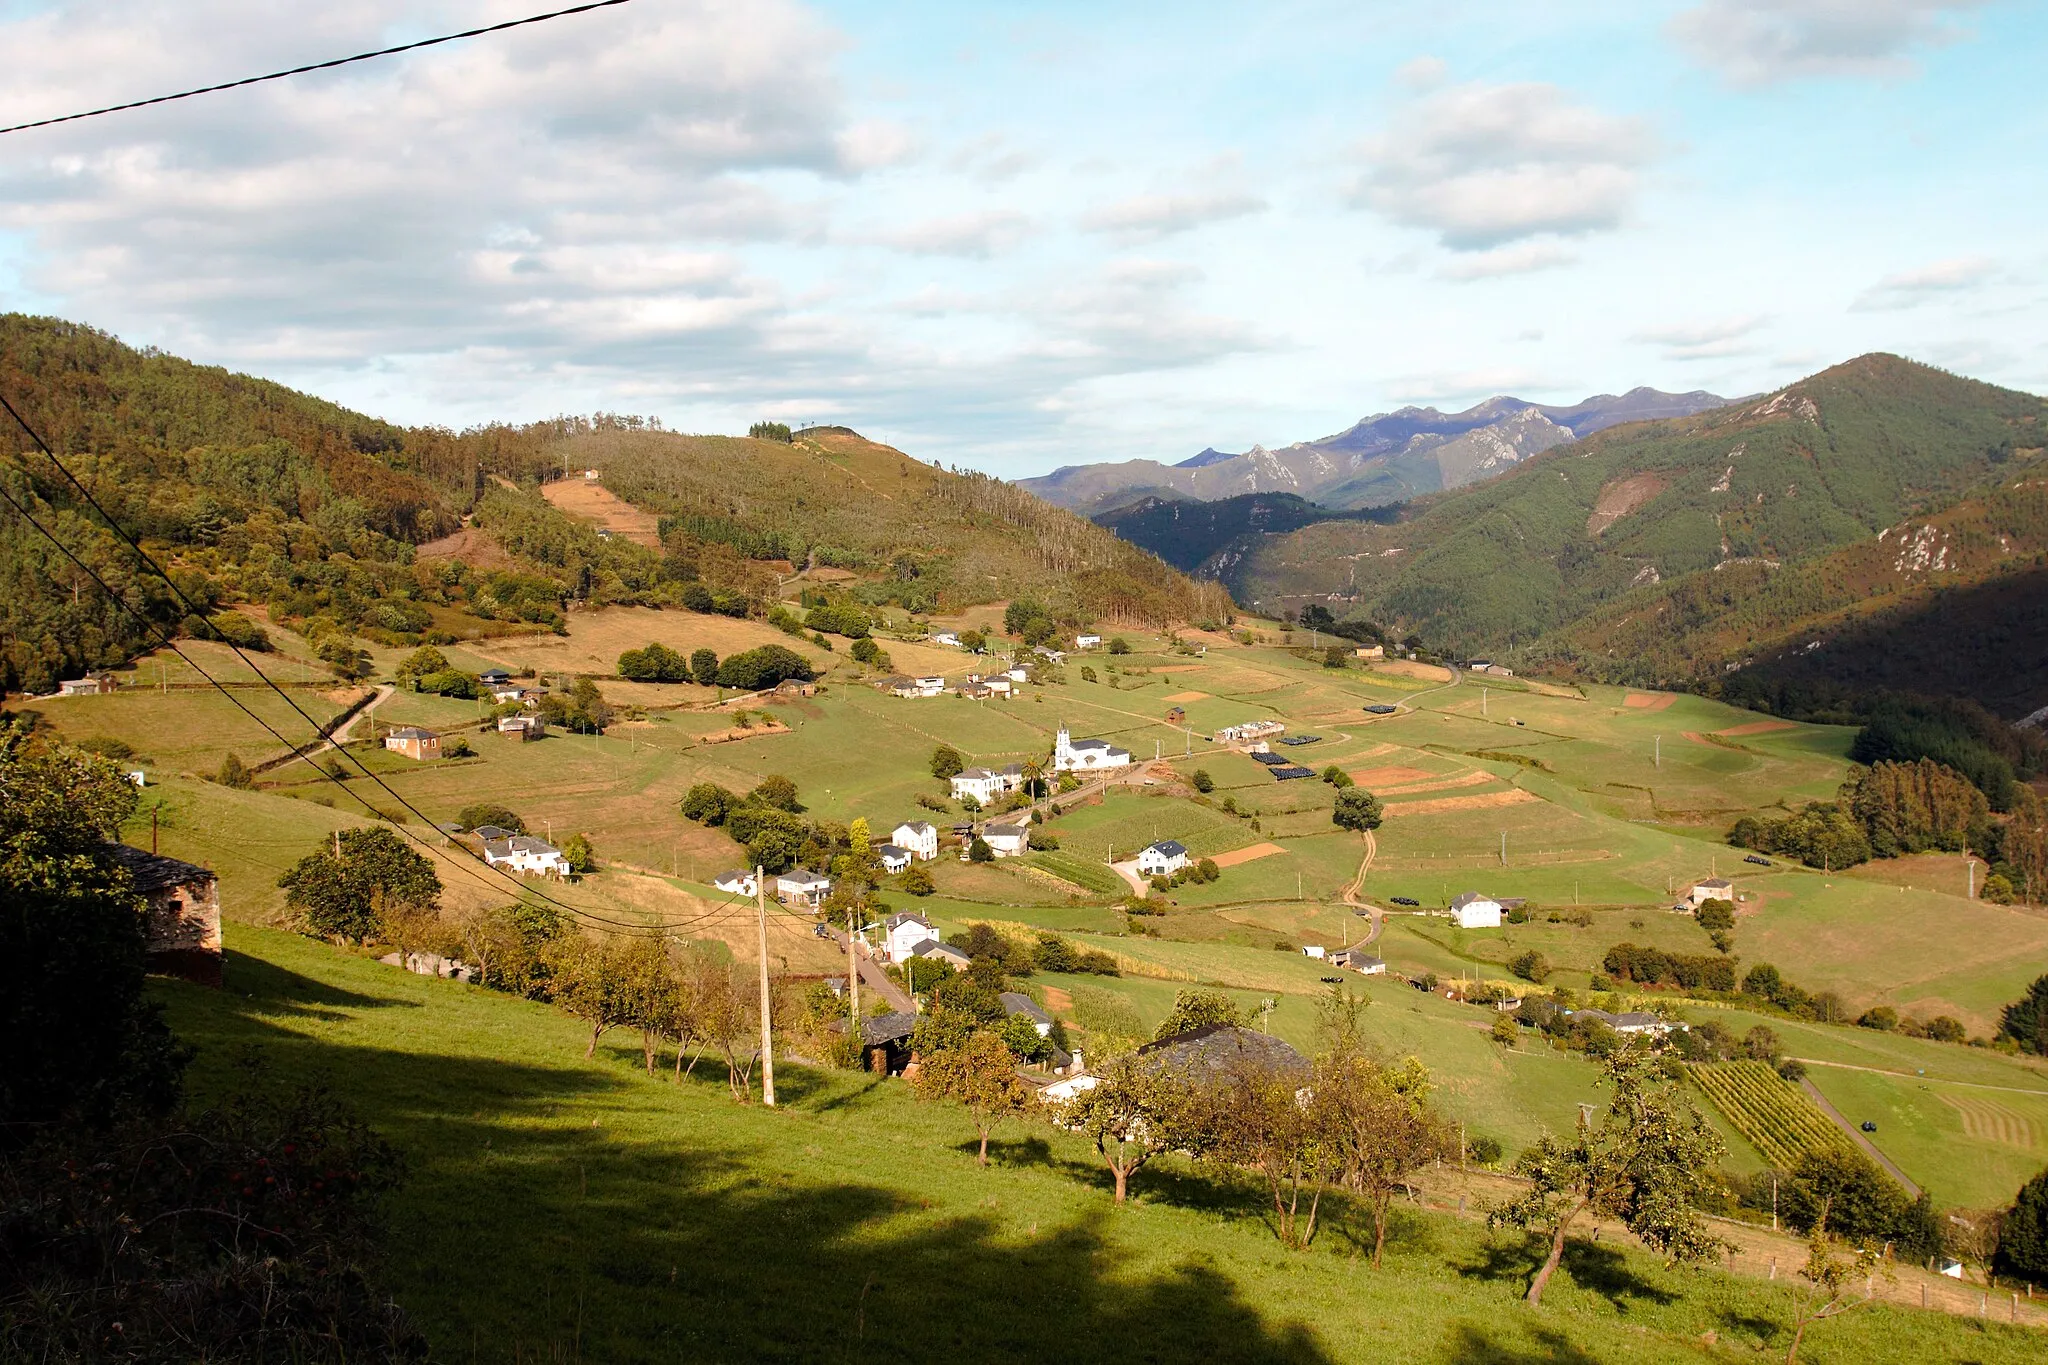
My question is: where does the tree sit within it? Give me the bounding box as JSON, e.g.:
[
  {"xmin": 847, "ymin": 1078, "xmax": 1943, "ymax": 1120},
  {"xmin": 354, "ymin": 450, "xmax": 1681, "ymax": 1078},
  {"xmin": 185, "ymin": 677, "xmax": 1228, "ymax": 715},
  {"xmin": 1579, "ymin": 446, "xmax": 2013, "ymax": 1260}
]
[
  {"xmin": 1997, "ymin": 1165, "xmax": 2048, "ymax": 1285},
  {"xmin": 458, "ymin": 802, "xmax": 524, "ymax": 833},
  {"xmin": 900, "ymin": 863, "xmax": 935, "ymax": 895},
  {"xmin": 930, "ymin": 744, "xmax": 965, "ymax": 780},
  {"xmin": 1191, "ymin": 769, "xmax": 1214, "ymax": 793},
  {"xmin": 1321, "ymin": 764, "xmax": 1354, "ymax": 788},
  {"xmin": 1695, "ymin": 897, "xmax": 1735, "ymax": 935},
  {"xmin": 914, "ymin": 1029, "xmax": 1034, "ymax": 1165},
  {"xmin": 690, "ymin": 647, "xmax": 719, "ymax": 686},
  {"xmin": 1319, "ymin": 1044, "xmax": 1446, "ymax": 1265},
  {"xmin": 748, "ymin": 775, "xmax": 802, "ymax": 812},
  {"xmin": 1488, "ymin": 1050, "xmax": 1727, "ymax": 1305},
  {"xmin": 1508, "ymin": 950, "xmax": 1551, "ymax": 984},
  {"xmin": 0, "ymin": 723, "xmax": 184, "ymax": 1129},
  {"xmin": 616, "ymin": 935, "xmax": 682, "ymax": 1075},
  {"xmin": 2001, "ymin": 972, "xmax": 2048, "ymax": 1055},
  {"xmin": 714, "ymin": 645, "xmax": 814, "ymax": 690},
  {"xmin": 1058, "ymin": 1053, "xmax": 1189, "ymax": 1202},
  {"xmin": 968, "ymin": 836, "xmax": 994, "ymax": 863},
  {"xmin": 617, "ymin": 642, "xmax": 689, "ymax": 681},
  {"xmin": 960, "ymin": 629, "xmax": 986, "ymax": 653},
  {"xmin": 1107, "ymin": 637, "xmax": 1130, "ymax": 655},
  {"xmin": 1332, "ymin": 787, "xmax": 1383, "ymax": 835},
  {"xmin": 547, "ymin": 933, "xmax": 632, "ymax": 1059},
  {"xmin": 1784, "ymin": 1220, "xmax": 1885, "ymax": 1364},
  {"xmin": 685, "ymin": 954, "xmax": 760, "ymax": 1100},
  {"xmin": 1154, "ymin": 988, "xmax": 1242, "ymax": 1039},
  {"xmin": 1491, "ymin": 1014, "xmax": 1520, "ymax": 1048},
  {"xmin": 1945, "ymin": 1207, "xmax": 2004, "ymax": 1285},
  {"xmin": 215, "ymin": 752, "xmax": 254, "ymax": 789},
  {"xmin": 1187, "ymin": 1052, "xmax": 1334, "ymax": 1250},
  {"xmin": 279, "ymin": 827, "xmax": 442, "ymax": 944},
  {"xmin": 562, "ymin": 833, "xmax": 595, "ymax": 874},
  {"xmin": 680, "ymin": 782, "xmax": 737, "ymax": 825},
  {"xmin": 1322, "ymin": 646, "xmax": 1349, "ymax": 669},
  {"xmin": 396, "ymin": 644, "xmax": 450, "ymax": 682}
]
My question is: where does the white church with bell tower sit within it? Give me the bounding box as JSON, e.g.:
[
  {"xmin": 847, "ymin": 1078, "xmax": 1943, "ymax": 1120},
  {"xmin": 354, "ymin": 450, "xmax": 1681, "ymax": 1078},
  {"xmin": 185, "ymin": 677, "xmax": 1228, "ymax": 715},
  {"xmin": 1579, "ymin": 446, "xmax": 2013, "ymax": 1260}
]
[{"xmin": 1052, "ymin": 723, "xmax": 1132, "ymax": 773}]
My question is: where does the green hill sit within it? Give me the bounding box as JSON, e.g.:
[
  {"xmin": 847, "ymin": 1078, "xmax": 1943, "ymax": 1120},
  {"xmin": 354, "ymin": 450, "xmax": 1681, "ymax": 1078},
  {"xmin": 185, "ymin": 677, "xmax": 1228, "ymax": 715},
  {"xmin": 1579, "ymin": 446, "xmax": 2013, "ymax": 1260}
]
[
  {"xmin": 1223, "ymin": 354, "xmax": 2047, "ymax": 707},
  {"xmin": 0, "ymin": 316, "xmax": 1226, "ymax": 693},
  {"xmin": 1091, "ymin": 491, "xmax": 1399, "ymax": 575}
]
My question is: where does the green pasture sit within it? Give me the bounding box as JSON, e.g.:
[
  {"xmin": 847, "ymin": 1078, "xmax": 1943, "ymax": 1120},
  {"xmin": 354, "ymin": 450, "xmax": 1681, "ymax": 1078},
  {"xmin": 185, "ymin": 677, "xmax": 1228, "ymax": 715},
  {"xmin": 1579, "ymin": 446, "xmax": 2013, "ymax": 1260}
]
[
  {"xmin": 150, "ymin": 928, "xmax": 2048, "ymax": 1364},
  {"xmin": 1801, "ymin": 1065, "xmax": 2048, "ymax": 1211}
]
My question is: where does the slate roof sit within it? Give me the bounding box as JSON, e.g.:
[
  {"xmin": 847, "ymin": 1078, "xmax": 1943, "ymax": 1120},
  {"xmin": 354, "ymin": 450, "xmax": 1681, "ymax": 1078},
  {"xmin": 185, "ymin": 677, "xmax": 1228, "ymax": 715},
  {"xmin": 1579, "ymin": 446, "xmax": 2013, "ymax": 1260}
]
[
  {"xmin": 999, "ymin": 991, "xmax": 1051, "ymax": 1025},
  {"xmin": 1450, "ymin": 892, "xmax": 1500, "ymax": 910},
  {"xmin": 885, "ymin": 912, "xmax": 935, "ymax": 932},
  {"xmin": 1269, "ymin": 766, "xmax": 1316, "ymax": 780},
  {"xmin": 858, "ymin": 1011, "xmax": 919, "ymax": 1046},
  {"xmin": 1137, "ymin": 1025, "xmax": 1307, "ymax": 1079},
  {"xmin": 388, "ymin": 726, "xmax": 438, "ymax": 740},
  {"xmin": 471, "ymin": 825, "xmax": 515, "ymax": 841},
  {"xmin": 1144, "ymin": 840, "xmax": 1188, "ymax": 858},
  {"xmin": 107, "ymin": 844, "xmax": 212, "ymax": 892},
  {"xmin": 895, "ymin": 820, "xmax": 936, "ymax": 835}
]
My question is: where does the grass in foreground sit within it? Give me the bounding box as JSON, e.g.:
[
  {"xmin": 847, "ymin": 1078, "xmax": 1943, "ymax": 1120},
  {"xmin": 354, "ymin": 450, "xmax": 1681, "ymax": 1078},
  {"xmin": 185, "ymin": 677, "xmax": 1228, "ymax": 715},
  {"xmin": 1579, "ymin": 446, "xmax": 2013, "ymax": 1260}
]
[{"xmin": 157, "ymin": 926, "xmax": 2041, "ymax": 1364}]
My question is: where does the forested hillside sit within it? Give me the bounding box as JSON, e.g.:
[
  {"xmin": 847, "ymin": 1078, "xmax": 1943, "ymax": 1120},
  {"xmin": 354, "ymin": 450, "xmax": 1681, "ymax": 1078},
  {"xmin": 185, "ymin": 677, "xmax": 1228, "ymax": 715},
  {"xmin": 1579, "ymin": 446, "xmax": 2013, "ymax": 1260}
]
[
  {"xmin": 1226, "ymin": 354, "xmax": 2046, "ymax": 709},
  {"xmin": 0, "ymin": 316, "xmax": 1226, "ymax": 693},
  {"xmin": 1092, "ymin": 492, "xmax": 1399, "ymax": 575}
]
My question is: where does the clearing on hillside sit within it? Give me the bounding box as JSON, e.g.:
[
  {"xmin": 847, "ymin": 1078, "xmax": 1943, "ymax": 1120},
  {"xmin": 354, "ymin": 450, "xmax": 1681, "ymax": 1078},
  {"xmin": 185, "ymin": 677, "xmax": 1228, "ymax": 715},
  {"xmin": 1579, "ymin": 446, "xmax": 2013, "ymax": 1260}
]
[
  {"xmin": 1622, "ymin": 692, "xmax": 1678, "ymax": 711},
  {"xmin": 1585, "ymin": 471, "xmax": 1668, "ymax": 536},
  {"xmin": 1351, "ymin": 765, "xmax": 1439, "ymax": 786},
  {"xmin": 1379, "ymin": 790, "xmax": 1541, "ymax": 817},
  {"xmin": 1209, "ymin": 841, "xmax": 1287, "ymax": 867},
  {"xmin": 539, "ymin": 476, "xmax": 665, "ymax": 546}
]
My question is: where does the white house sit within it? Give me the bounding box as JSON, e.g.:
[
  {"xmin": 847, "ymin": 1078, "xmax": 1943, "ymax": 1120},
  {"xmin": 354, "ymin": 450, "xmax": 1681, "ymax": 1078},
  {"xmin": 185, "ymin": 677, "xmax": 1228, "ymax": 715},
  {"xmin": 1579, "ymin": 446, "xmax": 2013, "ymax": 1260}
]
[
  {"xmin": 776, "ymin": 868, "xmax": 832, "ymax": 909},
  {"xmin": 491, "ymin": 685, "xmax": 527, "ymax": 704},
  {"xmin": 1448, "ymin": 892, "xmax": 1503, "ymax": 929},
  {"xmin": 1331, "ymin": 948, "xmax": 1386, "ymax": 974},
  {"xmin": 1075, "ymin": 633, "xmax": 1102, "ymax": 649},
  {"xmin": 911, "ymin": 675, "xmax": 947, "ymax": 698},
  {"xmin": 1354, "ymin": 644, "xmax": 1385, "ymax": 660},
  {"xmin": 877, "ymin": 844, "xmax": 913, "ymax": 874},
  {"xmin": 892, "ymin": 821, "xmax": 939, "ymax": 861},
  {"xmin": 482, "ymin": 836, "xmax": 570, "ymax": 877},
  {"xmin": 882, "ymin": 912, "xmax": 939, "ymax": 965},
  {"xmin": 1136, "ymin": 840, "xmax": 1189, "ymax": 877},
  {"xmin": 1052, "ymin": 724, "xmax": 1132, "ymax": 773},
  {"xmin": 981, "ymin": 822, "xmax": 1030, "ymax": 858},
  {"xmin": 1004, "ymin": 666, "xmax": 1029, "ymax": 683},
  {"xmin": 1689, "ymin": 877, "xmax": 1735, "ymax": 907},
  {"xmin": 1216, "ymin": 720, "xmax": 1286, "ymax": 745},
  {"xmin": 983, "ymin": 676, "xmax": 1013, "ymax": 697},
  {"xmin": 950, "ymin": 765, "xmax": 1023, "ymax": 803},
  {"xmin": 713, "ymin": 869, "xmax": 759, "ymax": 897},
  {"xmin": 1039, "ymin": 1071, "xmax": 1098, "ymax": 1103},
  {"xmin": 497, "ymin": 714, "xmax": 545, "ymax": 740},
  {"xmin": 933, "ymin": 631, "xmax": 962, "ymax": 648}
]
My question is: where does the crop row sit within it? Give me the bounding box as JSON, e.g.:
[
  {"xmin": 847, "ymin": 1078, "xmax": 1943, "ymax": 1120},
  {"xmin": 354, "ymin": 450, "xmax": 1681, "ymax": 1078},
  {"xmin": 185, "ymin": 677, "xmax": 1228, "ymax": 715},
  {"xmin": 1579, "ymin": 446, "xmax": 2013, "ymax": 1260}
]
[{"xmin": 1690, "ymin": 1061, "xmax": 1856, "ymax": 1169}]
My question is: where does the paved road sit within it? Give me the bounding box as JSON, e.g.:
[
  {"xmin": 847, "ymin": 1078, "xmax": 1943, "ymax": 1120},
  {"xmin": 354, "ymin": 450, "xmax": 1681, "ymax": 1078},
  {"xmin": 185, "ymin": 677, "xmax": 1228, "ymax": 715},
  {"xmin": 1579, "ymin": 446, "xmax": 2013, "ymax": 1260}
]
[
  {"xmin": 824, "ymin": 926, "xmax": 914, "ymax": 1014},
  {"xmin": 1799, "ymin": 1076, "xmax": 1922, "ymax": 1198}
]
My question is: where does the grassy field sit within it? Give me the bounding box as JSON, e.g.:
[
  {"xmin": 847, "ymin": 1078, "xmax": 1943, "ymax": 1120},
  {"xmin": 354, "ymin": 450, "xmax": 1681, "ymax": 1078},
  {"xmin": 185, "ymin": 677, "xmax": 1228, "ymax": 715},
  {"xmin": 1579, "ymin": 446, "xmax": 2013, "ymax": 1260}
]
[
  {"xmin": 154, "ymin": 926, "xmax": 2045, "ymax": 1363},
  {"xmin": 43, "ymin": 602, "xmax": 2048, "ymax": 1211}
]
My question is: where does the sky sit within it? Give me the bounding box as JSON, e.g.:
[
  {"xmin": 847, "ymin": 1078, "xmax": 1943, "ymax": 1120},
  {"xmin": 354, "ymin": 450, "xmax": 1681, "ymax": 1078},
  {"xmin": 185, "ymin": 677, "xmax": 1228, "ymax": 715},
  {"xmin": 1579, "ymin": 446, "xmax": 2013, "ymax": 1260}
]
[{"xmin": 1, "ymin": 0, "xmax": 2042, "ymax": 475}]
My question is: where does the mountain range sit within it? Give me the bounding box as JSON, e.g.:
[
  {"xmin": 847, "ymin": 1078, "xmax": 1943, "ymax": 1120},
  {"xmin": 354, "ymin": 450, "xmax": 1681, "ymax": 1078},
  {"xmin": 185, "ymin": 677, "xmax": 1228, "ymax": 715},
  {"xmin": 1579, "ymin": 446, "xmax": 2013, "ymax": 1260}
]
[
  {"xmin": 1018, "ymin": 387, "xmax": 1733, "ymax": 513},
  {"xmin": 1200, "ymin": 353, "xmax": 2048, "ymax": 717}
]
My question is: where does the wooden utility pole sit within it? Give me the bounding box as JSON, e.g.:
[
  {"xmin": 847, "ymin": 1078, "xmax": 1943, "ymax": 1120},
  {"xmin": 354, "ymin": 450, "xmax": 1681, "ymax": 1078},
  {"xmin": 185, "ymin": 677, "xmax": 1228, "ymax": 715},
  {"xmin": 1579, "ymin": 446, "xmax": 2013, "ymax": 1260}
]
[
  {"xmin": 754, "ymin": 865, "xmax": 775, "ymax": 1107},
  {"xmin": 846, "ymin": 906, "xmax": 862, "ymax": 1066}
]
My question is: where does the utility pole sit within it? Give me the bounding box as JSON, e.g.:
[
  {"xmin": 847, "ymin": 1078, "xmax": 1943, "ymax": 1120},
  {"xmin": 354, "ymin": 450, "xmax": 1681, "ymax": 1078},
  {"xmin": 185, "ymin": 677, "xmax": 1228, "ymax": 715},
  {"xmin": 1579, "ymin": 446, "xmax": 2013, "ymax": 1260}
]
[
  {"xmin": 1500, "ymin": 831, "xmax": 1506, "ymax": 867},
  {"xmin": 846, "ymin": 907, "xmax": 862, "ymax": 1067},
  {"xmin": 754, "ymin": 865, "xmax": 775, "ymax": 1107},
  {"xmin": 1654, "ymin": 735, "xmax": 1661, "ymax": 768},
  {"xmin": 1968, "ymin": 859, "xmax": 1976, "ymax": 899},
  {"xmin": 1482, "ymin": 687, "xmax": 1488, "ymax": 718}
]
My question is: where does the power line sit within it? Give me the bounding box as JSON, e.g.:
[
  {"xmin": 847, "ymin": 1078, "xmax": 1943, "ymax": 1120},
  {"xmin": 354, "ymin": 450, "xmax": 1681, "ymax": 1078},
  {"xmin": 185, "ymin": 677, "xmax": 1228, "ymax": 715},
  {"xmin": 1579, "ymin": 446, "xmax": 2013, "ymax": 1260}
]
[{"xmin": 0, "ymin": 0, "xmax": 639, "ymax": 137}]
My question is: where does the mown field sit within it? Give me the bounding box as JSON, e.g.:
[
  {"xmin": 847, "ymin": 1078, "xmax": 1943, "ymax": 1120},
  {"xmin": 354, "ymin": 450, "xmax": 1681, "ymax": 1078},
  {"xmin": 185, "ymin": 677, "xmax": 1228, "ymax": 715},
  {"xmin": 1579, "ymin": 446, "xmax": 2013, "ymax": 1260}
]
[{"xmin": 155, "ymin": 927, "xmax": 2044, "ymax": 1364}]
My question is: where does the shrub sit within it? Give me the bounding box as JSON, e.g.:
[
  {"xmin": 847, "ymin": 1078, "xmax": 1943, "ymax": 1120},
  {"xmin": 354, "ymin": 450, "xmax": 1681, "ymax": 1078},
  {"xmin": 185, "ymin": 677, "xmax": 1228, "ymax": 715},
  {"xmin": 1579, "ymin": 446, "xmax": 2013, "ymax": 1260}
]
[
  {"xmin": 459, "ymin": 803, "xmax": 524, "ymax": 833},
  {"xmin": 617, "ymin": 642, "xmax": 690, "ymax": 682},
  {"xmin": 968, "ymin": 837, "xmax": 993, "ymax": 863},
  {"xmin": 1508, "ymin": 950, "xmax": 1551, "ymax": 984},
  {"xmin": 215, "ymin": 753, "xmax": 254, "ymax": 789},
  {"xmin": 1191, "ymin": 769, "xmax": 1214, "ymax": 793},
  {"xmin": 714, "ymin": 646, "xmax": 815, "ymax": 691},
  {"xmin": 691, "ymin": 648, "xmax": 719, "ymax": 686},
  {"xmin": 930, "ymin": 745, "xmax": 965, "ymax": 780}
]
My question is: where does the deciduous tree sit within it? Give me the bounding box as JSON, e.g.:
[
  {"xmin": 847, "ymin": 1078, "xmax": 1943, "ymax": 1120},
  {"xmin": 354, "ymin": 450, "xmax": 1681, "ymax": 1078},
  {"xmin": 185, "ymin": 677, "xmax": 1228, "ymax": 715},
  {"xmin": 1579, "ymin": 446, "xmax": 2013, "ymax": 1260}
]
[
  {"xmin": 914, "ymin": 1029, "xmax": 1034, "ymax": 1165},
  {"xmin": 279, "ymin": 827, "xmax": 442, "ymax": 945}
]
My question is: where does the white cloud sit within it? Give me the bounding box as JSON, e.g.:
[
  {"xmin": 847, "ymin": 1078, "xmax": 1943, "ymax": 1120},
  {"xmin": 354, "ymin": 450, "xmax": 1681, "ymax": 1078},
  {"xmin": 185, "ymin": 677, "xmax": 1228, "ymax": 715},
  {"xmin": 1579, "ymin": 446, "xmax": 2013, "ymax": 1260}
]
[
  {"xmin": 1632, "ymin": 314, "xmax": 1771, "ymax": 360},
  {"xmin": 1395, "ymin": 55, "xmax": 1449, "ymax": 89},
  {"xmin": 1669, "ymin": 0, "xmax": 1984, "ymax": 86},
  {"xmin": 1353, "ymin": 80, "xmax": 1655, "ymax": 250},
  {"xmin": 880, "ymin": 210, "xmax": 1034, "ymax": 258},
  {"xmin": 1851, "ymin": 255, "xmax": 1997, "ymax": 309},
  {"xmin": 1436, "ymin": 242, "xmax": 1578, "ymax": 280},
  {"xmin": 1079, "ymin": 190, "xmax": 1266, "ymax": 242}
]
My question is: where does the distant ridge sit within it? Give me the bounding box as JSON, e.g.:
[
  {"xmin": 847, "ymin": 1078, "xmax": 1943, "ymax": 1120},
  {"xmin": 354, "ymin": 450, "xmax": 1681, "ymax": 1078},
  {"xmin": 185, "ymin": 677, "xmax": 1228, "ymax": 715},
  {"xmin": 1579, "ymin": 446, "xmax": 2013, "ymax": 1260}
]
[{"xmin": 1019, "ymin": 386, "xmax": 1730, "ymax": 513}]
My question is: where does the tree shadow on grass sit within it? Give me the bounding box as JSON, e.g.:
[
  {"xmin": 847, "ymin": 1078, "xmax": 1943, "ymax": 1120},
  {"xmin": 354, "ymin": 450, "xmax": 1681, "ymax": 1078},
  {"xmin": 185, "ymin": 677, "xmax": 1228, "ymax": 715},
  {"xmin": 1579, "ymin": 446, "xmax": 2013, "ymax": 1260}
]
[
  {"xmin": 162, "ymin": 976, "xmax": 1340, "ymax": 1365},
  {"xmin": 222, "ymin": 947, "xmax": 421, "ymax": 1018},
  {"xmin": 1441, "ymin": 1323, "xmax": 1608, "ymax": 1364},
  {"xmin": 1454, "ymin": 1235, "xmax": 1677, "ymax": 1316}
]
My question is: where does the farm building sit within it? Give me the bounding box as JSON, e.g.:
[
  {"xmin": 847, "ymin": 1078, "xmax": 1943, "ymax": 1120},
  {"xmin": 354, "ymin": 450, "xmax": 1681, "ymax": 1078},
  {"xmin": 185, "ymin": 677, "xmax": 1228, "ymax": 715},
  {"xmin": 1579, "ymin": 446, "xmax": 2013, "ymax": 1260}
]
[
  {"xmin": 713, "ymin": 870, "xmax": 759, "ymax": 897},
  {"xmin": 1137, "ymin": 1024, "xmax": 1305, "ymax": 1080},
  {"xmin": 1075, "ymin": 633, "xmax": 1101, "ymax": 649},
  {"xmin": 1165, "ymin": 706, "xmax": 1186, "ymax": 725},
  {"xmin": 1052, "ymin": 724, "xmax": 1131, "ymax": 773},
  {"xmin": 876, "ymin": 844, "xmax": 913, "ymax": 874},
  {"xmin": 913, "ymin": 940, "xmax": 972, "ymax": 970},
  {"xmin": 1215, "ymin": 720, "xmax": 1286, "ymax": 745},
  {"xmin": 932, "ymin": 631, "xmax": 962, "ymax": 648},
  {"xmin": 1689, "ymin": 877, "xmax": 1735, "ymax": 907},
  {"xmin": 384, "ymin": 726, "xmax": 441, "ymax": 761},
  {"xmin": 1331, "ymin": 947, "xmax": 1386, "ymax": 974},
  {"xmin": 980, "ymin": 822, "xmax": 1030, "ymax": 858},
  {"xmin": 1354, "ymin": 644, "xmax": 1385, "ymax": 660},
  {"xmin": 1136, "ymin": 840, "xmax": 1189, "ymax": 877},
  {"xmin": 497, "ymin": 715, "xmax": 545, "ymax": 741},
  {"xmin": 57, "ymin": 673, "xmax": 119, "ymax": 697},
  {"xmin": 482, "ymin": 836, "xmax": 570, "ymax": 877},
  {"xmin": 1448, "ymin": 892, "xmax": 1503, "ymax": 928},
  {"xmin": 957, "ymin": 682, "xmax": 996, "ymax": 700},
  {"xmin": 479, "ymin": 668, "xmax": 512, "ymax": 687},
  {"xmin": 776, "ymin": 869, "xmax": 833, "ymax": 909},
  {"xmin": 892, "ymin": 821, "xmax": 939, "ymax": 860},
  {"xmin": 108, "ymin": 845, "xmax": 222, "ymax": 987},
  {"xmin": 910, "ymin": 676, "xmax": 947, "ymax": 697},
  {"xmin": 1000, "ymin": 992, "xmax": 1054, "ymax": 1037}
]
